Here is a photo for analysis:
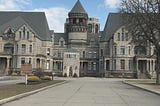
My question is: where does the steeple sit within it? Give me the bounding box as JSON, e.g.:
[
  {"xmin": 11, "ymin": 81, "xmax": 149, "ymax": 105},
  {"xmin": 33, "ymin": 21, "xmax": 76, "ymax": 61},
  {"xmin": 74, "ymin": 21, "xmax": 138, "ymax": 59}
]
[{"xmin": 70, "ymin": 0, "xmax": 87, "ymax": 14}]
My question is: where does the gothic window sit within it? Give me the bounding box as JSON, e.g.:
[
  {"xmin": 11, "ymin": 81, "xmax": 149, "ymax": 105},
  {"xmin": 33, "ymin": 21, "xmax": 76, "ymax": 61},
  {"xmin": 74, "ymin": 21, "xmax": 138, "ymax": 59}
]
[
  {"xmin": 134, "ymin": 46, "xmax": 146, "ymax": 55},
  {"xmin": 95, "ymin": 24, "xmax": 99, "ymax": 33},
  {"xmin": 125, "ymin": 33, "xmax": 128, "ymax": 41},
  {"xmin": 19, "ymin": 31, "xmax": 22, "ymax": 39},
  {"xmin": 22, "ymin": 44, "xmax": 26, "ymax": 54},
  {"xmin": 29, "ymin": 58, "xmax": 32, "ymax": 64},
  {"xmin": 100, "ymin": 49, "xmax": 103, "ymax": 57},
  {"xmin": 120, "ymin": 60, "xmax": 125, "ymax": 69},
  {"xmin": 21, "ymin": 58, "xmax": 25, "ymax": 64},
  {"xmin": 27, "ymin": 31, "xmax": 29, "ymax": 39},
  {"xmin": 46, "ymin": 60, "xmax": 50, "ymax": 70},
  {"xmin": 114, "ymin": 46, "xmax": 117, "ymax": 55},
  {"xmin": 120, "ymin": 46, "xmax": 125, "ymax": 55},
  {"xmin": 118, "ymin": 33, "xmax": 120, "ymax": 41},
  {"xmin": 83, "ymin": 51, "xmax": 85, "ymax": 58},
  {"xmin": 122, "ymin": 33, "xmax": 125, "ymax": 41},
  {"xmin": 88, "ymin": 24, "xmax": 92, "ymax": 33},
  {"xmin": 4, "ymin": 43, "xmax": 14, "ymax": 54},
  {"xmin": 29, "ymin": 45, "xmax": 32, "ymax": 53},
  {"xmin": 47, "ymin": 48, "xmax": 50, "ymax": 56}
]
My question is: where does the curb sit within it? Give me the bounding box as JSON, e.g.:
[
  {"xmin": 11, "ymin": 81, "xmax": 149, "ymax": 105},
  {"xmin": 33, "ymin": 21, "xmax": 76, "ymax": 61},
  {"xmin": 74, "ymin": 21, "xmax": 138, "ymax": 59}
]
[
  {"xmin": 0, "ymin": 80, "xmax": 68, "ymax": 105},
  {"xmin": 123, "ymin": 80, "xmax": 160, "ymax": 96}
]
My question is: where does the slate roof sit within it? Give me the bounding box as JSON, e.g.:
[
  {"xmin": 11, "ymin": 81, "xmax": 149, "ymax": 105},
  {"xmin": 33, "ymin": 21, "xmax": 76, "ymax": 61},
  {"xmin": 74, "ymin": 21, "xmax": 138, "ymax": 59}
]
[
  {"xmin": 101, "ymin": 13, "xmax": 123, "ymax": 42},
  {"xmin": 0, "ymin": 11, "xmax": 51, "ymax": 41},
  {"xmin": 70, "ymin": 0, "xmax": 87, "ymax": 14},
  {"xmin": 54, "ymin": 33, "xmax": 68, "ymax": 45}
]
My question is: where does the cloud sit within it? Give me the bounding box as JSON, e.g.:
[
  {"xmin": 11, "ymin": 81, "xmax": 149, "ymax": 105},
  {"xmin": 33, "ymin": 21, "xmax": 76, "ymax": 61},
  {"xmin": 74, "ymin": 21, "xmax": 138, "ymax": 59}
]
[
  {"xmin": 104, "ymin": 0, "xmax": 120, "ymax": 8},
  {"xmin": 34, "ymin": 7, "xmax": 69, "ymax": 32},
  {"xmin": 0, "ymin": 0, "xmax": 69, "ymax": 32},
  {"xmin": 0, "ymin": 0, "xmax": 31, "ymax": 10}
]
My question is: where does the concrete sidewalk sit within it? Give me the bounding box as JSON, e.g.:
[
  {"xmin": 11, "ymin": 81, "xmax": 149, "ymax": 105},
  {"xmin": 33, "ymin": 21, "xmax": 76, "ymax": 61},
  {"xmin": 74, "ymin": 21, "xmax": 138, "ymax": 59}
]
[{"xmin": 123, "ymin": 79, "xmax": 160, "ymax": 95}]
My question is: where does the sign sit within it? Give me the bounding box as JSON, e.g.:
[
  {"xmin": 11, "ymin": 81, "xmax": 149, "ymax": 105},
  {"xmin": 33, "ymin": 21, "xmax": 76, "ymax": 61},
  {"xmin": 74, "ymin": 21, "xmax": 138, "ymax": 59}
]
[{"xmin": 21, "ymin": 64, "xmax": 32, "ymax": 73}]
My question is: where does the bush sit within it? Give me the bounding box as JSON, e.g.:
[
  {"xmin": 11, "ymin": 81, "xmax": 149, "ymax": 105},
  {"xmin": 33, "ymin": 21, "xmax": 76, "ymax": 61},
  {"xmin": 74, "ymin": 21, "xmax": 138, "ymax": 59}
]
[
  {"xmin": 63, "ymin": 73, "xmax": 67, "ymax": 77},
  {"xmin": 12, "ymin": 72, "xmax": 17, "ymax": 76},
  {"xmin": 27, "ymin": 76, "xmax": 40, "ymax": 82},
  {"xmin": 32, "ymin": 70, "xmax": 44, "ymax": 78},
  {"xmin": 73, "ymin": 73, "xmax": 78, "ymax": 77},
  {"xmin": 41, "ymin": 75, "xmax": 51, "ymax": 80}
]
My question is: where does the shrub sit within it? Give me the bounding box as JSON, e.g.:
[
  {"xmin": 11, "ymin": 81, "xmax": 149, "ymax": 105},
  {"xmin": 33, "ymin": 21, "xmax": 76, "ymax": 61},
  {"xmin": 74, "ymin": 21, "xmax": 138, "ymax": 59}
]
[
  {"xmin": 27, "ymin": 76, "xmax": 40, "ymax": 82},
  {"xmin": 73, "ymin": 73, "xmax": 78, "ymax": 77},
  {"xmin": 63, "ymin": 73, "xmax": 67, "ymax": 77},
  {"xmin": 32, "ymin": 70, "xmax": 44, "ymax": 78},
  {"xmin": 41, "ymin": 75, "xmax": 51, "ymax": 80},
  {"xmin": 12, "ymin": 72, "xmax": 17, "ymax": 76}
]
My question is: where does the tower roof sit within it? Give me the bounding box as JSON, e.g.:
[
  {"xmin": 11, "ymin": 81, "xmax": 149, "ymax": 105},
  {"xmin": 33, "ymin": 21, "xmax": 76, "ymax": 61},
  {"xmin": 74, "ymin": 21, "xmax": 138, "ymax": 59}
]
[{"xmin": 70, "ymin": 0, "xmax": 87, "ymax": 14}]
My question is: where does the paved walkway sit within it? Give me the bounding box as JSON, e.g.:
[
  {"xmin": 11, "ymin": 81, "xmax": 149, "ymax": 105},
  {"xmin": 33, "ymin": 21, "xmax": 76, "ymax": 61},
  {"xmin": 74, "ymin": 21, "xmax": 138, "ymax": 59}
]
[
  {"xmin": 123, "ymin": 79, "xmax": 160, "ymax": 95},
  {"xmin": 2, "ymin": 78, "xmax": 160, "ymax": 106}
]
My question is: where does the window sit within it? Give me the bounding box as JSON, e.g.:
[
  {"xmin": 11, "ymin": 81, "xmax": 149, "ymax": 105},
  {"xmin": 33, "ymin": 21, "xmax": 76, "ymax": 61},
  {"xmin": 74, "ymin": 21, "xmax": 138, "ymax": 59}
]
[
  {"xmin": 113, "ymin": 59, "xmax": 116, "ymax": 70},
  {"xmin": 128, "ymin": 46, "xmax": 131, "ymax": 55},
  {"xmin": 21, "ymin": 58, "xmax": 25, "ymax": 64},
  {"xmin": 120, "ymin": 46, "xmax": 125, "ymax": 55},
  {"xmin": 88, "ymin": 24, "xmax": 92, "ymax": 33},
  {"xmin": 114, "ymin": 46, "xmax": 117, "ymax": 55},
  {"xmin": 93, "ymin": 62, "xmax": 96, "ymax": 71},
  {"xmin": 122, "ymin": 33, "xmax": 125, "ymax": 41},
  {"xmin": 46, "ymin": 60, "xmax": 50, "ymax": 70},
  {"xmin": 60, "ymin": 41, "xmax": 64, "ymax": 47},
  {"xmin": 118, "ymin": 33, "xmax": 120, "ymax": 41},
  {"xmin": 83, "ymin": 51, "xmax": 85, "ymax": 58},
  {"xmin": 19, "ymin": 31, "xmax": 22, "ymax": 39},
  {"xmin": 22, "ymin": 44, "xmax": 26, "ymax": 54},
  {"xmin": 23, "ymin": 31, "xmax": 25, "ymax": 39},
  {"xmin": 47, "ymin": 48, "xmax": 50, "ymax": 56},
  {"xmin": 16, "ymin": 44, "xmax": 18, "ymax": 53},
  {"xmin": 88, "ymin": 62, "xmax": 91, "ymax": 70},
  {"xmin": 29, "ymin": 58, "xmax": 31, "ymax": 64},
  {"xmin": 100, "ymin": 49, "xmax": 103, "ymax": 57},
  {"xmin": 27, "ymin": 31, "xmax": 29, "ymax": 39},
  {"xmin": 58, "ymin": 52, "xmax": 61, "ymax": 57},
  {"xmin": 95, "ymin": 24, "xmax": 99, "ymax": 33},
  {"xmin": 120, "ymin": 60, "xmax": 125, "ymax": 69},
  {"xmin": 125, "ymin": 33, "xmax": 128, "ymax": 41},
  {"xmin": 29, "ymin": 45, "xmax": 32, "ymax": 53},
  {"xmin": 129, "ymin": 60, "xmax": 132, "ymax": 70}
]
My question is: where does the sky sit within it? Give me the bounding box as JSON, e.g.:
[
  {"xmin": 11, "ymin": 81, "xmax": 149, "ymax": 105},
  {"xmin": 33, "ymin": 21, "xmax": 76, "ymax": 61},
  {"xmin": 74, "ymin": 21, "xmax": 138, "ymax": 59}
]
[{"xmin": 0, "ymin": 0, "xmax": 120, "ymax": 32}]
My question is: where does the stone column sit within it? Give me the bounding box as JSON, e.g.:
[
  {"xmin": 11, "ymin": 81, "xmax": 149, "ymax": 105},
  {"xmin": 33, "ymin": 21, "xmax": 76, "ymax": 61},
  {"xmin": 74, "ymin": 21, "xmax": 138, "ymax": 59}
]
[
  {"xmin": 5, "ymin": 57, "xmax": 10, "ymax": 75},
  {"xmin": 146, "ymin": 60, "xmax": 149, "ymax": 72}
]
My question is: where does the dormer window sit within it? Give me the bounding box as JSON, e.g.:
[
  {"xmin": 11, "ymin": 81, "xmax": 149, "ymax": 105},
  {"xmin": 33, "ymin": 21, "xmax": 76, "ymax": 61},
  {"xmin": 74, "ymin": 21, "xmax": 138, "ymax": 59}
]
[{"xmin": 59, "ymin": 38, "xmax": 65, "ymax": 47}]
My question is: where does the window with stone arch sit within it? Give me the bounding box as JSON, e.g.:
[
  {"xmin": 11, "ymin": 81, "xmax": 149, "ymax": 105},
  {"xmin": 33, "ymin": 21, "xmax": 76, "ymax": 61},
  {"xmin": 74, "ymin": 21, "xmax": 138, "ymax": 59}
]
[{"xmin": 95, "ymin": 24, "xmax": 99, "ymax": 33}]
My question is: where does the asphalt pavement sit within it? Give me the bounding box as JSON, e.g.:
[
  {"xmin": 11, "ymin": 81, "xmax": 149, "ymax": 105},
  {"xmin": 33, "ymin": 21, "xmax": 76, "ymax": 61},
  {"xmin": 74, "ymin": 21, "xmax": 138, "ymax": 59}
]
[{"xmin": 2, "ymin": 77, "xmax": 160, "ymax": 106}]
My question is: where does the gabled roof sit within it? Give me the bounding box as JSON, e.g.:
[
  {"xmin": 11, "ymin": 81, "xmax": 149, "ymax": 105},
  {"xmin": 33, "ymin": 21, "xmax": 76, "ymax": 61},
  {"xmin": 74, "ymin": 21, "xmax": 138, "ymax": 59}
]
[
  {"xmin": 54, "ymin": 33, "xmax": 68, "ymax": 45},
  {"xmin": 0, "ymin": 11, "xmax": 51, "ymax": 41},
  {"xmin": 101, "ymin": 13, "xmax": 123, "ymax": 42},
  {"xmin": 70, "ymin": 0, "xmax": 87, "ymax": 14}
]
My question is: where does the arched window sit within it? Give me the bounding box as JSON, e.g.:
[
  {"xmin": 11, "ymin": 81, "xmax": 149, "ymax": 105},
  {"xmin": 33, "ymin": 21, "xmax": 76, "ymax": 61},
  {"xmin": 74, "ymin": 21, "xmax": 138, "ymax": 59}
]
[
  {"xmin": 134, "ymin": 46, "xmax": 146, "ymax": 55},
  {"xmin": 95, "ymin": 24, "xmax": 99, "ymax": 33},
  {"xmin": 4, "ymin": 43, "xmax": 14, "ymax": 54},
  {"xmin": 88, "ymin": 24, "xmax": 92, "ymax": 33}
]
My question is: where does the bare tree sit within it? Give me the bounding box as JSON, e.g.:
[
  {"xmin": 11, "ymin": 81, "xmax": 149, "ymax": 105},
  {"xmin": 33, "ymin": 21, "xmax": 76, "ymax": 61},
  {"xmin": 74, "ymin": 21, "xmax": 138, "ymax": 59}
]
[{"xmin": 119, "ymin": 0, "xmax": 160, "ymax": 84}]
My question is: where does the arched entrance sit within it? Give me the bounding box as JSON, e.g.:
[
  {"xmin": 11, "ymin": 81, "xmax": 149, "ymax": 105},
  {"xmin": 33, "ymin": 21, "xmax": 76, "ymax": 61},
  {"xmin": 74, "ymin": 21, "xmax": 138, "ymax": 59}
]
[{"xmin": 69, "ymin": 66, "xmax": 73, "ymax": 77}]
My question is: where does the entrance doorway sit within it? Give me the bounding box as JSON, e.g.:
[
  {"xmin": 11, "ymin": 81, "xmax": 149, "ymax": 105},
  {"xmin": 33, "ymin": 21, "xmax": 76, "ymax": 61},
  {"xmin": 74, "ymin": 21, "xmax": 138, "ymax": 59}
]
[{"xmin": 69, "ymin": 67, "xmax": 73, "ymax": 77}]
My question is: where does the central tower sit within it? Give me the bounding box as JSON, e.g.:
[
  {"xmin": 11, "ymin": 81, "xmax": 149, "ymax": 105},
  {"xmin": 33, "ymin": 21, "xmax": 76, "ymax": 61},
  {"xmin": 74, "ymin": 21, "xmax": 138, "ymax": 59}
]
[{"xmin": 66, "ymin": 0, "xmax": 88, "ymax": 45}]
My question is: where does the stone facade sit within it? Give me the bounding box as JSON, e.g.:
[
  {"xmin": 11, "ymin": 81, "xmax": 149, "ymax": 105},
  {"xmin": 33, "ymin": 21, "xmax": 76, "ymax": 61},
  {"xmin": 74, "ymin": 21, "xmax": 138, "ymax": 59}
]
[{"xmin": 0, "ymin": 0, "xmax": 156, "ymax": 78}]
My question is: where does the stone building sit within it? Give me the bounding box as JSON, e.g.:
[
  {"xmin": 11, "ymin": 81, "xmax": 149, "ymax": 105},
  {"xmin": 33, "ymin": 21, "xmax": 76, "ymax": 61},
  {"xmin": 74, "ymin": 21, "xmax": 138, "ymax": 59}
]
[
  {"xmin": 53, "ymin": 0, "xmax": 100, "ymax": 77},
  {"xmin": 0, "ymin": 0, "xmax": 156, "ymax": 78},
  {"xmin": 0, "ymin": 12, "xmax": 54, "ymax": 75},
  {"xmin": 100, "ymin": 13, "xmax": 156, "ymax": 78}
]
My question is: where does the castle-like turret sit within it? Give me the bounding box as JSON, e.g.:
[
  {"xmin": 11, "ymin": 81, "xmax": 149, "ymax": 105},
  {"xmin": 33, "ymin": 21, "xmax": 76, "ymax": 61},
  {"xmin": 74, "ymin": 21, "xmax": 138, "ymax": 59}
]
[{"xmin": 66, "ymin": 0, "xmax": 88, "ymax": 45}]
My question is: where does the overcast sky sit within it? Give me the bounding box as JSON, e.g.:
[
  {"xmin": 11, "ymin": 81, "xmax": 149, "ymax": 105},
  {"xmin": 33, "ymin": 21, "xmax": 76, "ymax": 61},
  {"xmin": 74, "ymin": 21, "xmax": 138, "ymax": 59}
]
[{"xmin": 0, "ymin": 0, "xmax": 120, "ymax": 32}]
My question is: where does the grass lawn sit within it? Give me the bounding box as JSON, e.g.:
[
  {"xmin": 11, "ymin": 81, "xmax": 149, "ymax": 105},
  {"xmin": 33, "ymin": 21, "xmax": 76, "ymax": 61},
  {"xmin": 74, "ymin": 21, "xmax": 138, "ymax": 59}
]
[{"xmin": 0, "ymin": 80, "xmax": 65, "ymax": 100}]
